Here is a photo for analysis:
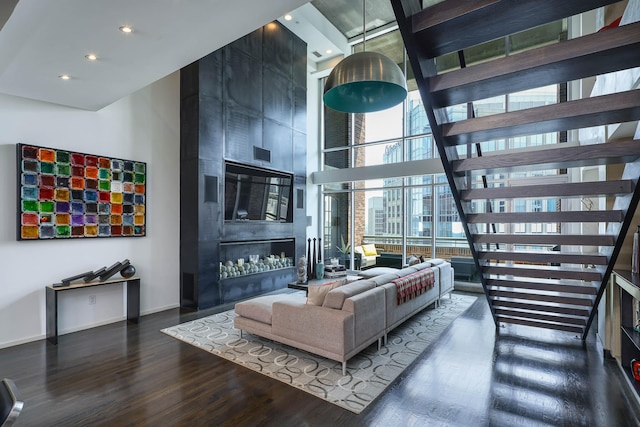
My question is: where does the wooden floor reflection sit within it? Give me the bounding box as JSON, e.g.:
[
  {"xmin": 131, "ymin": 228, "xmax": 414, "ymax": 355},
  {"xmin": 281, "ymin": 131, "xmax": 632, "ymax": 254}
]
[{"xmin": 1, "ymin": 292, "xmax": 638, "ymax": 426}]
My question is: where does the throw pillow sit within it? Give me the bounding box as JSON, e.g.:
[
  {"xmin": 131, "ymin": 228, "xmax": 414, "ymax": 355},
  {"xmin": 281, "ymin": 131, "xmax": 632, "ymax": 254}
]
[
  {"xmin": 362, "ymin": 244, "xmax": 377, "ymax": 256},
  {"xmin": 306, "ymin": 280, "xmax": 344, "ymax": 306}
]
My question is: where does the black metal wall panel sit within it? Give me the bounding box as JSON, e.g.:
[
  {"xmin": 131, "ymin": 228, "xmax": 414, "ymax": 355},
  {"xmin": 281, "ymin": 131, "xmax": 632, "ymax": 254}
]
[
  {"xmin": 198, "ymin": 50, "xmax": 223, "ymax": 100},
  {"xmin": 225, "ymin": 47, "xmax": 262, "ymax": 113},
  {"xmin": 229, "ymin": 27, "xmax": 263, "ymax": 62},
  {"xmin": 225, "ymin": 106, "xmax": 262, "ymax": 164},
  {"xmin": 293, "ymin": 37, "xmax": 307, "ymax": 88},
  {"xmin": 198, "ymin": 97, "xmax": 223, "ymax": 161},
  {"xmin": 293, "ymin": 85, "xmax": 307, "ymax": 133},
  {"xmin": 293, "ymin": 130, "xmax": 306, "ymax": 177},
  {"xmin": 263, "ymin": 118, "xmax": 293, "ymax": 171},
  {"xmin": 263, "ymin": 67, "xmax": 293, "ymax": 127},
  {"xmin": 263, "ymin": 23, "xmax": 293, "ymax": 79},
  {"xmin": 180, "ymin": 21, "xmax": 306, "ymax": 310}
]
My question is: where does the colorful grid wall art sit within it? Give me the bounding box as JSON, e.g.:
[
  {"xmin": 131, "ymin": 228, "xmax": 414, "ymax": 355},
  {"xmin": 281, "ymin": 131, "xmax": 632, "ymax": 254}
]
[{"xmin": 16, "ymin": 143, "xmax": 146, "ymax": 240}]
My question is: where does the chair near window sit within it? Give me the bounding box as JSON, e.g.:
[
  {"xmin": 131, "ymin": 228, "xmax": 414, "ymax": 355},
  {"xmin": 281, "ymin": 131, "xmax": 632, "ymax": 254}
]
[{"xmin": 0, "ymin": 378, "xmax": 23, "ymax": 427}]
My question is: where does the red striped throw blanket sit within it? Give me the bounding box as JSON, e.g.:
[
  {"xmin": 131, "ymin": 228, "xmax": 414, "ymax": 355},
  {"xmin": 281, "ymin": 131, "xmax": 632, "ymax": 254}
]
[{"xmin": 393, "ymin": 268, "xmax": 435, "ymax": 305}]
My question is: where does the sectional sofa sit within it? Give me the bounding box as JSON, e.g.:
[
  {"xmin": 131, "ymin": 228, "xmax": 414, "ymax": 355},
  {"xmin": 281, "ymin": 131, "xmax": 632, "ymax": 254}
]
[{"xmin": 233, "ymin": 259, "xmax": 454, "ymax": 375}]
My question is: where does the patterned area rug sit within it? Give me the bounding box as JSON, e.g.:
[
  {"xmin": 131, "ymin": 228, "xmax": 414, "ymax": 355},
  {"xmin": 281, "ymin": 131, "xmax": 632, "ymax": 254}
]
[{"xmin": 161, "ymin": 293, "xmax": 476, "ymax": 414}]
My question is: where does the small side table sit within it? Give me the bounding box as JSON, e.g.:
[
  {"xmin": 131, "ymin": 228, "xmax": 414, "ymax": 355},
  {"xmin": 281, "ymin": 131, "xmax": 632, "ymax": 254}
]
[{"xmin": 46, "ymin": 276, "xmax": 140, "ymax": 344}]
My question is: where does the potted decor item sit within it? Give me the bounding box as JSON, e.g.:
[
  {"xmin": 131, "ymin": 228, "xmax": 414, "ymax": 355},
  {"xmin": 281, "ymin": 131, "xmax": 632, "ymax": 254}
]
[
  {"xmin": 336, "ymin": 235, "xmax": 350, "ymax": 266},
  {"xmin": 316, "ymin": 260, "xmax": 325, "ymax": 279}
]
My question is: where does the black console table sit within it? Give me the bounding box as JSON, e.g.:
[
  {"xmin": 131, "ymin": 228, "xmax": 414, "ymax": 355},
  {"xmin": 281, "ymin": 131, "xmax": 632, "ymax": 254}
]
[{"xmin": 46, "ymin": 276, "xmax": 140, "ymax": 344}]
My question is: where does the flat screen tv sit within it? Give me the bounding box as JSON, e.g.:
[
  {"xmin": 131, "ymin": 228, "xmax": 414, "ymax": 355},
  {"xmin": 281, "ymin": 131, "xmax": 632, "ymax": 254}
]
[{"xmin": 224, "ymin": 162, "xmax": 293, "ymax": 222}]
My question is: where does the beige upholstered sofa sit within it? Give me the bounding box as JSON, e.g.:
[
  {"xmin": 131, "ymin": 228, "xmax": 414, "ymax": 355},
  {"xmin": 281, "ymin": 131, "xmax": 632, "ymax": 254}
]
[{"xmin": 233, "ymin": 259, "xmax": 454, "ymax": 375}]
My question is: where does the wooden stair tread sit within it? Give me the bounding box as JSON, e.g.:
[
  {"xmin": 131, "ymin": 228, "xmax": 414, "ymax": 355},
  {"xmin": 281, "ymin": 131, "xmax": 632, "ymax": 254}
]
[
  {"xmin": 489, "ymin": 289, "xmax": 593, "ymax": 306},
  {"xmin": 467, "ymin": 210, "xmax": 623, "ymax": 223},
  {"xmin": 410, "ymin": 0, "xmax": 619, "ymax": 59},
  {"xmin": 461, "ymin": 180, "xmax": 634, "ymax": 201},
  {"xmin": 474, "ymin": 233, "xmax": 615, "ymax": 246},
  {"xmin": 497, "ymin": 316, "xmax": 584, "ymax": 334},
  {"xmin": 429, "ymin": 21, "xmax": 640, "ymax": 108},
  {"xmin": 478, "ymin": 251, "xmax": 608, "ymax": 265},
  {"xmin": 483, "ymin": 264, "xmax": 602, "ymax": 281},
  {"xmin": 491, "ymin": 299, "xmax": 590, "ymax": 317},
  {"xmin": 442, "ymin": 90, "xmax": 640, "ymax": 146},
  {"xmin": 486, "ymin": 278, "xmax": 598, "ymax": 295},
  {"xmin": 494, "ymin": 308, "xmax": 587, "ymax": 326},
  {"xmin": 452, "ymin": 139, "xmax": 640, "ymax": 174}
]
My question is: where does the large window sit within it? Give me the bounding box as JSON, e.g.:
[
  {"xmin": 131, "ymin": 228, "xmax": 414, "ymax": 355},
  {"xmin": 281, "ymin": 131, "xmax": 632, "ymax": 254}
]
[{"xmin": 319, "ymin": 24, "xmax": 565, "ymax": 267}]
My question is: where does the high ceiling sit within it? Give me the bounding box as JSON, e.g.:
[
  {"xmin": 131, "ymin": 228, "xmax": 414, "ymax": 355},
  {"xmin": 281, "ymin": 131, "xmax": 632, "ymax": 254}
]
[
  {"xmin": 0, "ymin": 0, "xmax": 312, "ymax": 110},
  {"xmin": 0, "ymin": 0, "xmax": 567, "ymax": 111}
]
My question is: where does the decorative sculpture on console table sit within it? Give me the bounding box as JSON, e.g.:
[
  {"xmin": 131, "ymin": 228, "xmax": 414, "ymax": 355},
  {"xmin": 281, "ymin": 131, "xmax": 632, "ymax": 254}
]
[
  {"xmin": 312, "ymin": 237, "xmax": 317, "ymax": 277},
  {"xmin": 54, "ymin": 259, "xmax": 135, "ymax": 287},
  {"xmin": 297, "ymin": 256, "xmax": 308, "ymax": 283},
  {"xmin": 307, "ymin": 238, "xmax": 312, "ymax": 278}
]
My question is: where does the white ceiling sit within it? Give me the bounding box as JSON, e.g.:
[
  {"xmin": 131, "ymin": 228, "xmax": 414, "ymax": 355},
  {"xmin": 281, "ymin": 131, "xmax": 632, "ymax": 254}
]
[{"xmin": 0, "ymin": 0, "xmax": 343, "ymax": 111}]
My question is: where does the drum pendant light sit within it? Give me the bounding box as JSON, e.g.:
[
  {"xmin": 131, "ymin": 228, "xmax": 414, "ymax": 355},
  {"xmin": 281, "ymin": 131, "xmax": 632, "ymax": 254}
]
[{"xmin": 323, "ymin": 0, "xmax": 407, "ymax": 113}]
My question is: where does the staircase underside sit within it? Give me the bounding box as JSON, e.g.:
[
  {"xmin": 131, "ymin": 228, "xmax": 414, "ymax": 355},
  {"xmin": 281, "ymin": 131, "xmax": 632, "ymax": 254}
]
[{"xmin": 392, "ymin": 0, "xmax": 640, "ymax": 339}]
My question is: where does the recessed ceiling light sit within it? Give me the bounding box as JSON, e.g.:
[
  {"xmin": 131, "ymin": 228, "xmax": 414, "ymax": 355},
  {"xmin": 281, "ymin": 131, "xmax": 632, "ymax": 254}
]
[
  {"xmin": 284, "ymin": 14, "xmax": 293, "ymax": 21},
  {"xmin": 326, "ymin": 49, "xmax": 333, "ymax": 55},
  {"xmin": 59, "ymin": 74, "xmax": 71, "ymax": 80},
  {"xmin": 85, "ymin": 54, "xmax": 97, "ymax": 61},
  {"xmin": 119, "ymin": 25, "xmax": 133, "ymax": 33}
]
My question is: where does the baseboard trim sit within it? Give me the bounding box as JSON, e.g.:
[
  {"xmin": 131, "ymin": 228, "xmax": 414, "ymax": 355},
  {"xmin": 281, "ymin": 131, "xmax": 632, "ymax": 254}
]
[
  {"xmin": 0, "ymin": 334, "xmax": 46, "ymax": 350},
  {"xmin": 141, "ymin": 303, "xmax": 180, "ymax": 316},
  {"xmin": 0, "ymin": 303, "xmax": 180, "ymax": 349}
]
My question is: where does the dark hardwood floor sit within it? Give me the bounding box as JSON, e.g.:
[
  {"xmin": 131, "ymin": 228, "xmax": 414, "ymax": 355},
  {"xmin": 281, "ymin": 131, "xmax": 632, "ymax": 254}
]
[{"xmin": 2, "ymin": 292, "xmax": 639, "ymax": 426}]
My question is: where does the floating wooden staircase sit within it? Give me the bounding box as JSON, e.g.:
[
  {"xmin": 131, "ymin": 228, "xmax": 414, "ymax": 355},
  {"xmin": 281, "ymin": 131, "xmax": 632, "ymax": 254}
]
[{"xmin": 391, "ymin": 0, "xmax": 640, "ymax": 339}]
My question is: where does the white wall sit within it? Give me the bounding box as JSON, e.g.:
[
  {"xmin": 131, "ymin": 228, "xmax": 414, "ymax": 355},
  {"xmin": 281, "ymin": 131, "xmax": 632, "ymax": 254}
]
[{"xmin": 0, "ymin": 72, "xmax": 180, "ymax": 348}]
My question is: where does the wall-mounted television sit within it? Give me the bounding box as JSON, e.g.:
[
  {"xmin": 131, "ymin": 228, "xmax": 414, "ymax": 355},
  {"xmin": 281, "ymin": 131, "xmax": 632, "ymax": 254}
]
[{"xmin": 224, "ymin": 162, "xmax": 293, "ymax": 222}]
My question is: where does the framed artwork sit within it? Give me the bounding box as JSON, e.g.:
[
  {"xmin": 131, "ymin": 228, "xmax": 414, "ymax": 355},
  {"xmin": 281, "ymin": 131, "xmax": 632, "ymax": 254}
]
[{"xmin": 16, "ymin": 143, "xmax": 146, "ymax": 240}]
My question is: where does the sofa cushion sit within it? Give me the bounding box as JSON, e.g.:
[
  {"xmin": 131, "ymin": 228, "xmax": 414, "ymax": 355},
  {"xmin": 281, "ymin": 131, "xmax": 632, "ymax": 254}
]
[
  {"xmin": 370, "ymin": 273, "xmax": 402, "ymax": 287},
  {"xmin": 412, "ymin": 261, "xmax": 432, "ymax": 271},
  {"xmin": 323, "ymin": 280, "xmax": 376, "ymax": 310},
  {"xmin": 358, "ymin": 267, "xmax": 399, "ymax": 279},
  {"xmin": 362, "ymin": 244, "xmax": 378, "ymax": 256},
  {"xmin": 306, "ymin": 280, "xmax": 345, "ymax": 306},
  {"xmin": 429, "ymin": 258, "xmax": 445, "ymax": 265},
  {"xmin": 397, "ymin": 266, "xmax": 419, "ymax": 277},
  {"xmin": 235, "ymin": 294, "xmax": 300, "ymax": 325}
]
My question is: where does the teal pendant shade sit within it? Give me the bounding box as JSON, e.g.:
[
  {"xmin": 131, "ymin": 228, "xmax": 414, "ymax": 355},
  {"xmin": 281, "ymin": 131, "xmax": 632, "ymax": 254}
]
[{"xmin": 323, "ymin": 51, "xmax": 407, "ymax": 113}]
